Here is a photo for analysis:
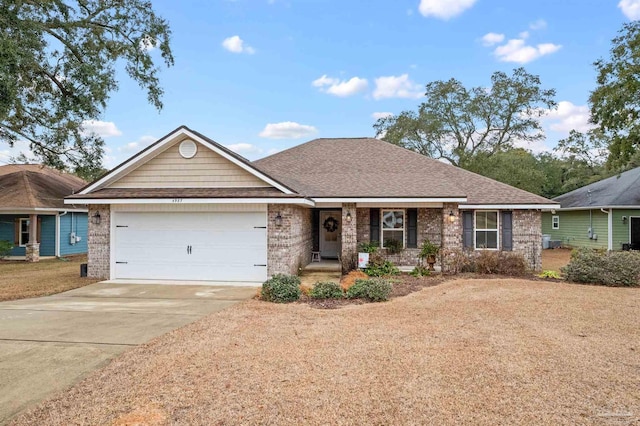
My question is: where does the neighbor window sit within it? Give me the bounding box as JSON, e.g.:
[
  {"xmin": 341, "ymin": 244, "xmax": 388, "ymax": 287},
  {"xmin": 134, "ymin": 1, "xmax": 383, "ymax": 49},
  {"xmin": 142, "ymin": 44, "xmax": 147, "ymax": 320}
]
[
  {"xmin": 381, "ymin": 210, "xmax": 404, "ymax": 248},
  {"xmin": 552, "ymin": 215, "xmax": 559, "ymax": 230},
  {"xmin": 475, "ymin": 211, "xmax": 498, "ymax": 249},
  {"xmin": 19, "ymin": 218, "xmax": 30, "ymax": 247}
]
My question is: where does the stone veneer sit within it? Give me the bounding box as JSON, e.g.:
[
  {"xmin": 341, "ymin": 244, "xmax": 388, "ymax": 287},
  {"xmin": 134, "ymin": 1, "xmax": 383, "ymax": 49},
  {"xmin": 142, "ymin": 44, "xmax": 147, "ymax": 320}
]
[
  {"xmin": 88, "ymin": 204, "xmax": 111, "ymax": 279},
  {"xmin": 513, "ymin": 210, "xmax": 542, "ymax": 271},
  {"xmin": 25, "ymin": 243, "xmax": 40, "ymax": 262},
  {"xmin": 267, "ymin": 204, "xmax": 313, "ymax": 276}
]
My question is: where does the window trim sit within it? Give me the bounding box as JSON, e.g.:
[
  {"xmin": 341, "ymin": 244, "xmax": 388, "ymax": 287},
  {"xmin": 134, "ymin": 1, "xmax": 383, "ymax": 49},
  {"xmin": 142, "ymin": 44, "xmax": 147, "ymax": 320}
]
[
  {"xmin": 474, "ymin": 210, "xmax": 499, "ymax": 250},
  {"xmin": 380, "ymin": 209, "xmax": 406, "ymax": 249},
  {"xmin": 552, "ymin": 215, "xmax": 559, "ymax": 230},
  {"xmin": 19, "ymin": 218, "xmax": 30, "ymax": 247}
]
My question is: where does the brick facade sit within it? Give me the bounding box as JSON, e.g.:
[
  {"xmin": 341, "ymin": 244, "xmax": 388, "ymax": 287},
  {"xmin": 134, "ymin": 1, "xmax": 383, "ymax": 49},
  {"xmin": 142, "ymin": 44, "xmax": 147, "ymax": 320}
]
[
  {"xmin": 267, "ymin": 204, "xmax": 313, "ymax": 276},
  {"xmin": 88, "ymin": 204, "xmax": 110, "ymax": 279},
  {"xmin": 513, "ymin": 210, "xmax": 542, "ymax": 272},
  {"xmin": 341, "ymin": 203, "xmax": 358, "ymax": 271}
]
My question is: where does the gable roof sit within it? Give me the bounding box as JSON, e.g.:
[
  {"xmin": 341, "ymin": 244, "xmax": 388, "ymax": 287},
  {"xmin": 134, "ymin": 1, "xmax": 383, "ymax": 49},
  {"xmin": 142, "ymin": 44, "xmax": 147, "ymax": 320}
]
[
  {"xmin": 0, "ymin": 164, "xmax": 87, "ymax": 210},
  {"xmin": 78, "ymin": 126, "xmax": 295, "ymax": 196},
  {"xmin": 554, "ymin": 166, "xmax": 640, "ymax": 208},
  {"xmin": 254, "ymin": 137, "xmax": 554, "ymax": 205}
]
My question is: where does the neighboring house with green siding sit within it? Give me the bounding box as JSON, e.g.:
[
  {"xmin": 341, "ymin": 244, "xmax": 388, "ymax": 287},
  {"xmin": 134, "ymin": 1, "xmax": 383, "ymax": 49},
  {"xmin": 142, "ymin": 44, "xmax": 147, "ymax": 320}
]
[{"xmin": 542, "ymin": 167, "xmax": 640, "ymax": 251}]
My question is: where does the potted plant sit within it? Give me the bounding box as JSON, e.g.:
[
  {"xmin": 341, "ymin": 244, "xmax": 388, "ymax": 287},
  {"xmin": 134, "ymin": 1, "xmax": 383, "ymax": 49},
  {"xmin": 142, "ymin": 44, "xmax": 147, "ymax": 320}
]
[
  {"xmin": 358, "ymin": 241, "xmax": 379, "ymax": 268},
  {"xmin": 419, "ymin": 239, "xmax": 440, "ymax": 271}
]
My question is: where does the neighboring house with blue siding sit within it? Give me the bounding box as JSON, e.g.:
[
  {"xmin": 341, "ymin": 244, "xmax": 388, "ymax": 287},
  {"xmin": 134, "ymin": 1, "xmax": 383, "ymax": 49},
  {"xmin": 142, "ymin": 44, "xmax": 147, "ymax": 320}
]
[
  {"xmin": 0, "ymin": 165, "xmax": 88, "ymax": 261},
  {"xmin": 542, "ymin": 167, "xmax": 640, "ymax": 251}
]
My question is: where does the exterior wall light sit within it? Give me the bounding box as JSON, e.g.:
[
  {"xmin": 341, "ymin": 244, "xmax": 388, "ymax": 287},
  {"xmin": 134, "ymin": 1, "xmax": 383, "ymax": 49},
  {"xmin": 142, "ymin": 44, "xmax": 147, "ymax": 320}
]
[
  {"xmin": 346, "ymin": 211, "xmax": 352, "ymax": 223},
  {"xmin": 91, "ymin": 211, "xmax": 101, "ymax": 225},
  {"xmin": 275, "ymin": 212, "xmax": 283, "ymax": 227},
  {"xmin": 622, "ymin": 216, "xmax": 628, "ymax": 224},
  {"xmin": 448, "ymin": 210, "xmax": 456, "ymax": 223}
]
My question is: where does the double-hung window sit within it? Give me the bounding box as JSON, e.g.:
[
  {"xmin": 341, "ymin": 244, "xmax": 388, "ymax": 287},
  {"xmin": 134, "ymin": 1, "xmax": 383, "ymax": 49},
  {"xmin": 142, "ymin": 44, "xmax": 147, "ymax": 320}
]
[
  {"xmin": 19, "ymin": 218, "xmax": 30, "ymax": 247},
  {"xmin": 381, "ymin": 210, "xmax": 404, "ymax": 248},
  {"xmin": 552, "ymin": 215, "xmax": 559, "ymax": 230},
  {"xmin": 475, "ymin": 211, "xmax": 498, "ymax": 249}
]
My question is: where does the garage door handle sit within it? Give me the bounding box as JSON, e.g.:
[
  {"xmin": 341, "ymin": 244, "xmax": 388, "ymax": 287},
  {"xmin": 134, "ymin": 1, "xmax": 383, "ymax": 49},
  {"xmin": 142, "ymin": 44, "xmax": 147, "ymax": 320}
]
[
  {"xmin": 254, "ymin": 264, "xmax": 266, "ymax": 267},
  {"xmin": 116, "ymin": 261, "xmax": 128, "ymax": 264},
  {"xmin": 254, "ymin": 226, "xmax": 267, "ymax": 229},
  {"xmin": 187, "ymin": 245, "xmax": 192, "ymax": 254}
]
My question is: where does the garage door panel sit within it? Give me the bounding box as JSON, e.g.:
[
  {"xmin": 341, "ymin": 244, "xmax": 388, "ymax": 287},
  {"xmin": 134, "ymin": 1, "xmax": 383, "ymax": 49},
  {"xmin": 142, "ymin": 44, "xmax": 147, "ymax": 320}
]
[{"xmin": 113, "ymin": 211, "xmax": 267, "ymax": 282}]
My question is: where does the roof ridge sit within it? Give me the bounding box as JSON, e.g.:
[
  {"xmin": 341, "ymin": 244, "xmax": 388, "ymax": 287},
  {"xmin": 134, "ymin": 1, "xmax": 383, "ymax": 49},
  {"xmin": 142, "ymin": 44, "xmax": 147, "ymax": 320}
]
[{"xmin": 21, "ymin": 170, "xmax": 38, "ymax": 208}]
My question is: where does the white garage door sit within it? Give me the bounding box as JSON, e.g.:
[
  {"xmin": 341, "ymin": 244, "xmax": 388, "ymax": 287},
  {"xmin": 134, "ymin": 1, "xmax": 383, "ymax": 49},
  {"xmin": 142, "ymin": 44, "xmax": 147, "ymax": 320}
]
[{"xmin": 113, "ymin": 211, "xmax": 267, "ymax": 282}]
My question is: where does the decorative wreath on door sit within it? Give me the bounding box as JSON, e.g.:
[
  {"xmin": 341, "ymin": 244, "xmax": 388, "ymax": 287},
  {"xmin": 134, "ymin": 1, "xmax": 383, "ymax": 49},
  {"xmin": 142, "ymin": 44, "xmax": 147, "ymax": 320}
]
[{"xmin": 323, "ymin": 216, "xmax": 339, "ymax": 232}]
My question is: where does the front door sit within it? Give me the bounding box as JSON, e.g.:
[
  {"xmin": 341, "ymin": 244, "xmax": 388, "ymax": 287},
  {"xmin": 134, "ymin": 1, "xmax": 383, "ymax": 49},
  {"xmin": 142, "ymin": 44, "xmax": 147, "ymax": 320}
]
[
  {"xmin": 319, "ymin": 210, "xmax": 341, "ymax": 258},
  {"xmin": 631, "ymin": 217, "xmax": 640, "ymax": 250}
]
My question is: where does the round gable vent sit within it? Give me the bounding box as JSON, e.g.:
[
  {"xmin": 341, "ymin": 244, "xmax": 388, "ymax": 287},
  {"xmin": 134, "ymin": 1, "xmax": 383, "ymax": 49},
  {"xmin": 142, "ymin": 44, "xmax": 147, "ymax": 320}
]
[{"xmin": 179, "ymin": 139, "xmax": 198, "ymax": 159}]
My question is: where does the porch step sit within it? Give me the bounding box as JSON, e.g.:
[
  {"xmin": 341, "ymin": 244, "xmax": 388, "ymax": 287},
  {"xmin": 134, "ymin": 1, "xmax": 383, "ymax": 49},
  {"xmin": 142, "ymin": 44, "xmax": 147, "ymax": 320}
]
[
  {"xmin": 303, "ymin": 261, "xmax": 341, "ymax": 273},
  {"xmin": 299, "ymin": 271, "xmax": 341, "ymax": 287}
]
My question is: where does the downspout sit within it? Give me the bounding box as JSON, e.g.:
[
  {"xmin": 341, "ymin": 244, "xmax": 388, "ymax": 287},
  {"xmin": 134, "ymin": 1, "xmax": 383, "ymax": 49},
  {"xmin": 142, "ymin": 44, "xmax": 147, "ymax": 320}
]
[
  {"xmin": 600, "ymin": 208, "xmax": 612, "ymax": 251},
  {"xmin": 56, "ymin": 211, "xmax": 68, "ymax": 257}
]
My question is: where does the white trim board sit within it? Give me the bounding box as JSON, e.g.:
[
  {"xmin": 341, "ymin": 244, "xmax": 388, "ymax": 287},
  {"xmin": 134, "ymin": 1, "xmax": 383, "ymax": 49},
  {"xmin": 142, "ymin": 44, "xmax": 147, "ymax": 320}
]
[
  {"xmin": 461, "ymin": 204, "xmax": 560, "ymax": 210},
  {"xmin": 554, "ymin": 206, "xmax": 640, "ymax": 211},
  {"xmin": 65, "ymin": 197, "xmax": 315, "ymax": 206},
  {"xmin": 313, "ymin": 197, "xmax": 467, "ymax": 203},
  {"xmin": 79, "ymin": 127, "xmax": 294, "ymax": 195}
]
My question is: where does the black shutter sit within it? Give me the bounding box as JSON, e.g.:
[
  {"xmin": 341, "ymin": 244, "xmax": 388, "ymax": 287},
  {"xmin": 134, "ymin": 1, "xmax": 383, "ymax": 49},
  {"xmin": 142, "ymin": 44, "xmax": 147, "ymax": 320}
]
[
  {"xmin": 462, "ymin": 211, "xmax": 473, "ymax": 249},
  {"xmin": 370, "ymin": 208, "xmax": 380, "ymax": 244},
  {"xmin": 407, "ymin": 208, "xmax": 418, "ymax": 248},
  {"xmin": 502, "ymin": 211, "xmax": 513, "ymax": 251}
]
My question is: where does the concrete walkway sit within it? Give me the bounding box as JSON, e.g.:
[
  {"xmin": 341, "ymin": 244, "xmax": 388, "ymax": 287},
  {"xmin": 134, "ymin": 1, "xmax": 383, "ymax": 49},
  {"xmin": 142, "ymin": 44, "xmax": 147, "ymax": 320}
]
[{"xmin": 0, "ymin": 282, "xmax": 256, "ymax": 423}]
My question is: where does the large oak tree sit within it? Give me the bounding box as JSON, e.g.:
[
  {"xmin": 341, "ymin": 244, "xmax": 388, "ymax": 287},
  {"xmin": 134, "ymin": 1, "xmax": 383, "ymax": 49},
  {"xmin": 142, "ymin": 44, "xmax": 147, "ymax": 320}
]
[
  {"xmin": 0, "ymin": 0, "xmax": 173, "ymax": 176},
  {"xmin": 373, "ymin": 68, "xmax": 556, "ymax": 167}
]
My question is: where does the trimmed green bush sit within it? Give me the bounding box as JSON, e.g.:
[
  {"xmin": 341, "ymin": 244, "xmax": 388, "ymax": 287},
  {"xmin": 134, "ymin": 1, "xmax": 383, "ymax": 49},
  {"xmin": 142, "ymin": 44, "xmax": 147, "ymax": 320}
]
[
  {"xmin": 261, "ymin": 274, "xmax": 301, "ymax": 303},
  {"xmin": 309, "ymin": 281, "xmax": 344, "ymax": 299},
  {"xmin": 0, "ymin": 240, "xmax": 13, "ymax": 259},
  {"xmin": 346, "ymin": 278, "xmax": 393, "ymax": 302},
  {"xmin": 562, "ymin": 248, "xmax": 640, "ymax": 287}
]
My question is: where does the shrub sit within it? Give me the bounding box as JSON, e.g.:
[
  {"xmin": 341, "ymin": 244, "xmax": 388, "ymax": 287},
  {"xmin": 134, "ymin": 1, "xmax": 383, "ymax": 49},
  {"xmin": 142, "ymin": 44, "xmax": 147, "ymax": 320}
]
[
  {"xmin": 440, "ymin": 248, "xmax": 476, "ymax": 274},
  {"xmin": 261, "ymin": 274, "xmax": 301, "ymax": 303},
  {"xmin": 340, "ymin": 270, "xmax": 369, "ymax": 291},
  {"xmin": 0, "ymin": 240, "xmax": 13, "ymax": 259},
  {"xmin": 384, "ymin": 238, "xmax": 403, "ymax": 254},
  {"xmin": 538, "ymin": 270, "xmax": 561, "ymax": 279},
  {"xmin": 358, "ymin": 241, "xmax": 379, "ymax": 253},
  {"xmin": 410, "ymin": 265, "xmax": 431, "ymax": 277},
  {"xmin": 498, "ymin": 252, "xmax": 528, "ymax": 276},
  {"xmin": 440, "ymin": 249, "xmax": 528, "ymax": 276},
  {"xmin": 364, "ymin": 253, "xmax": 400, "ymax": 277},
  {"xmin": 562, "ymin": 248, "xmax": 640, "ymax": 286},
  {"xmin": 309, "ymin": 281, "xmax": 344, "ymax": 299},
  {"xmin": 475, "ymin": 251, "xmax": 500, "ymax": 274},
  {"xmin": 346, "ymin": 278, "xmax": 393, "ymax": 302}
]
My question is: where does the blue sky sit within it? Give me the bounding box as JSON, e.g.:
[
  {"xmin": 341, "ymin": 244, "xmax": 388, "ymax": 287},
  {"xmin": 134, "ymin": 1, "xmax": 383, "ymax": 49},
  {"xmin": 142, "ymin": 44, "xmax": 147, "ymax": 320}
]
[{"xmin": 2, "ymin": 0, "xmax": 639, "ymax": 167}]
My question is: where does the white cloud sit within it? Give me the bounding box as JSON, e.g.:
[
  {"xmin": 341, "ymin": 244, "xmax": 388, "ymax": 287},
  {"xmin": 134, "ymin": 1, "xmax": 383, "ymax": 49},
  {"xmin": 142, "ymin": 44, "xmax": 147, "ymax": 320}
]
[
  {"xmin": 221, "ymin": 35, "xmax": 255, "ymax": 54},
  {"xmin": 418, "ymin": 0, "xmax": 477, "ymax": 19},
  {"xmin": 81, "ymin": 120, "xmax": 122, "ymax": 138},
  {"xmin": 225, "ymin": 143, "xmax": 263, "ymax": 154},
  {"xmin": 518, "ymin": 31, "xmax": 530, "ymax": 39},
  {"xmin": 259, "ymin": 122, "xmax": 318, "ymax": 139},
  {"xmin": 0, "ymin": 140, "xmax": 35, "ymax": 164},
  {"xmin": 118, "ymin": 135, "xmax": 156, "ymax": 152},
  {"xmin": 619, "ymin": 0, "xmax": 640, "ymax": 19},
  {"xmin": 372, "ymin": 112, "xmax": 394, "ymax": 120},
  {"xmin": 493, "ymin": 38, "xmax": 561, "ymax": 63},
  {"xmin": 373, "ymin": 74, "xmax": 423, "ymax": 100},
  {"xmin": 529, "ymin": 19, "xmax": 547, "ymax": 30},
  {"xmin": 139, "ymin": 35, "xmax": 159, "ymax": 52},
  {"xmin": 312, "ymin": 75, "xmax": 368, "ymax": 97},
  {"xmin": 513, "ymin": 138, "xmax": 552, "ymax": 154},
  {"xmin": 541, "ymin": 101, "xmax": 594, "ymax": 134},
  {"xmin": 481, "ymin": 32, "xmax": 505, "ymax": 46}
]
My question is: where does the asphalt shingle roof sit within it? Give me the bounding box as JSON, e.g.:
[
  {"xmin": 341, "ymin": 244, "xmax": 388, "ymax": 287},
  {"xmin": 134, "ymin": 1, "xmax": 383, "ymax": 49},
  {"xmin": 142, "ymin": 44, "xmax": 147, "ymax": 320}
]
[
  {"xmin": 254, "ymin": 137, "xmax": 554, "ymax": 205},
  {"xmin": 0, "ymin": 164, "xmax": 86, "ymax": 210},
  {"xmin": 554, "ymin": 167, "xmax": 640, "ymax": 208}
]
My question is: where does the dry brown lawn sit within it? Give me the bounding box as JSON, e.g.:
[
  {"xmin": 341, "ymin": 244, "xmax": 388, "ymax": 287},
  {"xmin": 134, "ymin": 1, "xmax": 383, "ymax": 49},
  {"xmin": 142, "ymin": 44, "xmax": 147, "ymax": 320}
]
[
  {"xmin": 11, "ymin": 278, "xmax": 640, "ymax": 425},
  {"xmin": 0, "ymin": 256, "xmax": 99, "ymax": 302},
  {"xmin": 542, "ymin": 248, "xmax": 572, "ymax": 273}
]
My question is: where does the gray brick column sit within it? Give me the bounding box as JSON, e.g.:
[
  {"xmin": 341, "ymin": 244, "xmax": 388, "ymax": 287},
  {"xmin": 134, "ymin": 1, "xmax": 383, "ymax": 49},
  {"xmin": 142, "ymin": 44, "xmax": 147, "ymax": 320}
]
[
  {"xmin": 441, "ymin": 203, "xmax": 462, "ymax": 273},
  {"xmin": 88, "ymin": 204, "xmax": 110, "ymax": 279},
  {"xmin": 341, "ymin": 203, "xmax": 357, "ymax": 273}
]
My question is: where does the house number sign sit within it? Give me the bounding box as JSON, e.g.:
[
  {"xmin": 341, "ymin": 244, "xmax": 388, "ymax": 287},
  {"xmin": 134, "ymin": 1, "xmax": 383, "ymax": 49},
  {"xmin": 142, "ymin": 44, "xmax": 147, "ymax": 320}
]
[{"xmin": 172, "ymin": 198, "xmax": 183, "ymax": 203}]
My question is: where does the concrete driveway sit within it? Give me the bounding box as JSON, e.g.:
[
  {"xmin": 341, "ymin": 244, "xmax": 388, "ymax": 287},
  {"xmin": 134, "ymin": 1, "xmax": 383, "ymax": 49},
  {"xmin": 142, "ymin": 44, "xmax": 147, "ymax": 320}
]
[{"xmin": 0, "ymin": 282, "xmax": 256, "ymax": 423}]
